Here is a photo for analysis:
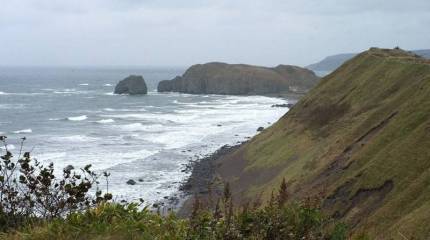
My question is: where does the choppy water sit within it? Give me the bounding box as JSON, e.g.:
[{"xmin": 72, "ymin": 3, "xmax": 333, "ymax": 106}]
[{"xmin": 0, "ymin": 66, "xmax": 290, "ymax": 204}]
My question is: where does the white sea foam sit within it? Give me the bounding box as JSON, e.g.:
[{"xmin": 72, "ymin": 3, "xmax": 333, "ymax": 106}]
[
  {"xmin": 0, "ymin": 92, "xmax": 44, "ymax": 96},
  {"xmin": 102, "ymin": 113, "xmax": 196, "ymax": 124},
  {"xmin": 116, "ymin": 123, "xmax": 165, "ymax": 132},
  {"xmin": 13, "ymin": 129, "xmax": 32, "ymax": 134},
  {"xmin": 96, "ymin": 119, "xmax": 115, "ymax": 124},
  {"xmin": 50, "ymin": 135, "xmax": 98, "ymax": 143},
  {"xmin": 79, "ymin": 83, "xmax": 89, "ymax": 86},
  {"xmin": 102, "ymin": 108, "xmax": 144, "ymax": 112},
  {"xmin": 54, "ymin": 88, "xmax": 91, "ymax": 95},
  {"xmin": 0, "ymin": 144, "xmax": 15, "ymax": 150},
  {"xmin": 35, "ymin": 152, "xmax": 67, "ymax": 161},
  {"xmin": 118, "ymin": 123, "xmax": 147, "ymax": 131},
  {"xmin": 84, "ymin": 149, "xmax": 159, "ymax": 171},
  {"xmin": 172, "ymin": 100, "xmax": 191, "ymax": 105},
  {"xmin": 0, "ymin": 104, "xmax": 26, "ymax": 109},
  {"xmin": 104, "ymin": 92, "xmax": 115, "ymax": 96},
  {"xmin": 67, "ymin": 115, "xmax": 88, "ymax": 121},
  {"xmin": 54, "ymin": 88, "xmax": 76, "ymax": 94},
  {"xmin": 104, "ymin": 84, "xmax": 112, "ymax": 86}
]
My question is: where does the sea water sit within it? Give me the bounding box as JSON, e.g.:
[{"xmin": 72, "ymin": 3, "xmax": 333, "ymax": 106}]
[{"xmin": 0, "ymin": 66, "xmax": 291, "ymax": 204}]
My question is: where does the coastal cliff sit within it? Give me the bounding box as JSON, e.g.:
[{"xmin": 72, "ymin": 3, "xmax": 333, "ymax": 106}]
[
  {"xmin": 157, "ymin": 62, "xmax": 319, "ymax": 95},
  {"xmin": 207, "ymin": 48, "xmax": 430, "ymax": 238}
]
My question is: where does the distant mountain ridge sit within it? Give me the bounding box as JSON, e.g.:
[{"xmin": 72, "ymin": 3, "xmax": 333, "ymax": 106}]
[
  {"xmin": 307, "ymin": 49, "xmax": 430, "ymax": 73},
  {"xmin": 157, "ymin": 62, "xmax": 319, "ymax": 95}
]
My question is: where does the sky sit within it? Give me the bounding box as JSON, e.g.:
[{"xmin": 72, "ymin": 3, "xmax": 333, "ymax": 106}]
[{"xmin": 1, "ymin": 0, "xmax": 429, "ymax": 67}]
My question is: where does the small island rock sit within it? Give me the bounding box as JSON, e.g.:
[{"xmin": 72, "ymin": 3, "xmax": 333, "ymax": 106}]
[
  {"xmin": 114, "ymin": 75, "xmax": 147, "ymax": 95},
  {"xmin": 126, "ymin": 179, "xmax": 136, "ymax": 185}
]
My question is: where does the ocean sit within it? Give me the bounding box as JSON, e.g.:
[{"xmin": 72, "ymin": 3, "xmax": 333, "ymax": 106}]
[{"xmin": 0, "ymin": 66, "xmax": 290, "ymax": 205}]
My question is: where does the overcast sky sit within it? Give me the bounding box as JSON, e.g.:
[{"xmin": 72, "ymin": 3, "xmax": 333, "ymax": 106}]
[{"xmin": 1, "ymin": 0, "xmax": 429, "ymax": 67}]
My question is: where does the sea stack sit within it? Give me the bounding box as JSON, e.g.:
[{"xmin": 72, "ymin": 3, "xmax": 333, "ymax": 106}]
[
  {"xmin": 157, "ymin": 62, "xmax": 319, "ymax": 95},
  {"xmin": 114, "ymin": 75, "xmax": 148, "ymax": 95}
]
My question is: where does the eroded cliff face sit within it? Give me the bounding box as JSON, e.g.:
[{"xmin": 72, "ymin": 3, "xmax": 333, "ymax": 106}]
[
  {"xmin": 157, "ymin": 62, "xmax": 319, "ymax": 95},
  {"xmin": 214, "ymin": 48, "xmax": 430, "ymax": 238}
]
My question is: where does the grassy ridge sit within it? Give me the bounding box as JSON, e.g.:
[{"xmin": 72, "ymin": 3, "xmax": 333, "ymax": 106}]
[{"xmin": 217, "ymin": 48, "xmax": 430, "ymax": 238}]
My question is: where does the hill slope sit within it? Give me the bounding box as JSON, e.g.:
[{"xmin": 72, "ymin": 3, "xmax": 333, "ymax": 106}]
[
  {"xmin": 307, "ymin": 49, "xmax": 430, "ymax": 73},
  {"xmin": 306, "ymin": 53, "xmax": 355, "ymax": 72},
  {"xmin": 157, "ymin": 62, "xmax": 319, "ymax": 95},
  {"xmin": 216, "ymin": 48, "xmax": 430, "ymax": 238}
]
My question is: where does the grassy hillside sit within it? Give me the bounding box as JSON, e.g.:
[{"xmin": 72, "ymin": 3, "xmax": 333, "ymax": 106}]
[{"xmin": 217, "ymin": 48, "xmax": 430, "ymax": 239}]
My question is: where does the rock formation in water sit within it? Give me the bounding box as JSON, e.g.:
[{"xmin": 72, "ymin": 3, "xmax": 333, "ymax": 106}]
[
  {"xmin": 114, "ymin": 75, "xmax": 147, "ymax": 95},
  {"xmin": 157, "ymin": 62, "xmax": 319, "ymax": 95}
]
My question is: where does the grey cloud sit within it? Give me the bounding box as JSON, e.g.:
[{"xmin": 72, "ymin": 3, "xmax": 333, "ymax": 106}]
[{"xmin": 0, "ymin": 0, "xmax": 429, "ymax": 67}]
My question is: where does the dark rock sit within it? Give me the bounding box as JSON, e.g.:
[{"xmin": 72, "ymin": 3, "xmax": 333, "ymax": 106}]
[
  {"xmin": 126, "ymin": 179, "xmax": 136, "ymax": 185},
  {"xmin": 257, "ymin": 127, "xmax": 264, "ymax": 132},
  {"xmin": 114, "ymin": 75, "xmax": 147, "ymax": 95},
  {"xmin": 271, "ymin": 103, "xmax": 294, "ymax": 108},
  {"xmin": 138, "ymin": 178, "xmax": 144, "ymax": 182},
  {"xmin": 64, "ymin": 165, "xmax": 74, "ymax": 172},
  {"xmin": 157, "ymin": 62, "xmax": 319, "ymax": 95},
  {"xmin": 179, "ymin": 143, "xmax": 245, "ymax": 197},
  {"xmin": 157, "ymin": 76, "xmax": 182, "ymax": 92}
]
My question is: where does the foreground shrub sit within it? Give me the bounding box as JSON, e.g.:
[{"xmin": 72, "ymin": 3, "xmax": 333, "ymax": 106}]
[
  {"xmin": 0, "ymin": 136, "xmax": 111, "ymax": 231},
  {"xmin": 0, "ymin": 136, "xmax": 348, "ymax": 239},
  {"xmin": 2, "ymin": 201, "xmax": 346, "ymax": 240}
]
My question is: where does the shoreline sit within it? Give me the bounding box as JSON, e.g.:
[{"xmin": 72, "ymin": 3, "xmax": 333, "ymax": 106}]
[
  {"xmin": 166, "ymin": 96, "xmax": 297, "ymax": 215},
  {"xmin": 147, "ymin": 142, "xmax": 246, "ymax": 215},
  {"xmin": 175, "ymin": 142, "xmax": 246, "ymax": 217}
]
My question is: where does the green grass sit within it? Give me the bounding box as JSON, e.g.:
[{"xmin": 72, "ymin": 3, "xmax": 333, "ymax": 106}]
[
  {"xmin": 0, "ymin": 196, "xmax": 347, "ymax": 240},
  {"xmin": 218, "ymin": 48, "xmax": 430, "ymax": 238}
]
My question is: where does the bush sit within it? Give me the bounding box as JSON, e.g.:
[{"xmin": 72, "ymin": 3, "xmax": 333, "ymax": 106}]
[
  {"xmin": 3, "ymin": 201, "xmax": 346, "ymax": 240},
  {"xmin": 0, "ymin": 136, "xmax": 111, "ymax": 231},
  {"xmin": 0, "ymin": 136, "xmax": 348, "ymax": 239}
]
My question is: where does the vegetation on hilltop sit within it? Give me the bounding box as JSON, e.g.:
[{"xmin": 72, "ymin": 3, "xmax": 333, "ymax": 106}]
[{"xmin": 306, "ymin": 48, "xmax": 430, "ymax": 73}]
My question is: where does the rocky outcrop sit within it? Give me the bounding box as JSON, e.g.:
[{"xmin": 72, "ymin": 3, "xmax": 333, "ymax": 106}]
[
  {"xmin": 114, "ymin": 75, "xmax": 147, "ymax": 95},
  {"xmin": 157, "ymin": 62, "xmax": 319, "ymax": 95}
]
